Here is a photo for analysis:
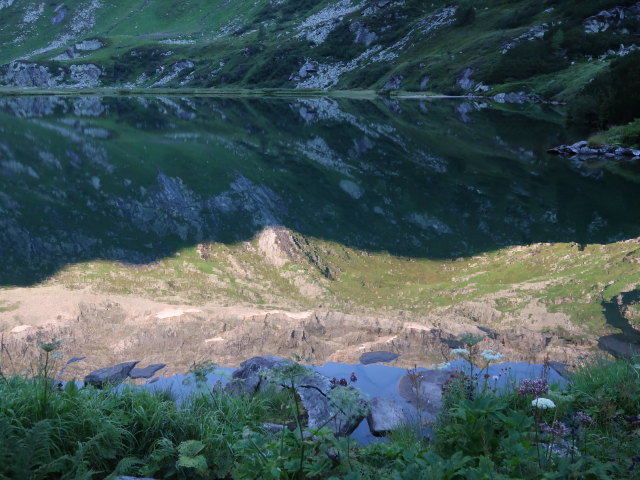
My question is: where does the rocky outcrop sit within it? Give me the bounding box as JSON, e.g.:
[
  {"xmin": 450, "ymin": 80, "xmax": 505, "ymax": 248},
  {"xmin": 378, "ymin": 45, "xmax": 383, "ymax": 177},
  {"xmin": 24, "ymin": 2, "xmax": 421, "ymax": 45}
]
[
  {"xmin": 492, "ymin": 92, "xmax": 544, "ymax": 104},
  {"xmin": 584, "ymin": 2, "xmax": 640, "ymax": 34},
  {"xmin": 0, "ymin": 62, "xmax": 102, "ymax": 88},
  {"xmin": 84, "ymin": 361, "xmax": 139, "ymax": 388},
  {"xmin": 350, "ymin": 22, "xmax": 377, "ymax": 47},
  {"xmin": 226, "ymin": 356, "xmax": 366, "ymax": 436},
  {"xmin": 457, "ymin": 68, "xmax": 474, "ymax": 91},
  {"xmin": 382, "ymin": 75, "xmax": 403, "ymax": 91},
  {"xmin": 548, "ymin": 141, "xmax": 640, "ymax": 161}
]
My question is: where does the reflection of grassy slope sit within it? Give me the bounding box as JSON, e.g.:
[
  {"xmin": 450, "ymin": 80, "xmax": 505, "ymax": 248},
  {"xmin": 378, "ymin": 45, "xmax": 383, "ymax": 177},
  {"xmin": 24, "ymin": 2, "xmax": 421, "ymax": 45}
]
[{"xmin": 50, "ymin": 234, "xmax": 640, "ymax": 337}]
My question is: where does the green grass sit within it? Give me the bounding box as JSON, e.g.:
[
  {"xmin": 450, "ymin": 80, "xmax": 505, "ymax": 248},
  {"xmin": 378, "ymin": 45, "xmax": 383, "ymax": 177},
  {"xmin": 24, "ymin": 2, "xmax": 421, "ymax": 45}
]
[{"xmin": 1, "ymin": 346, "xmax": 639, "ymax": 479}]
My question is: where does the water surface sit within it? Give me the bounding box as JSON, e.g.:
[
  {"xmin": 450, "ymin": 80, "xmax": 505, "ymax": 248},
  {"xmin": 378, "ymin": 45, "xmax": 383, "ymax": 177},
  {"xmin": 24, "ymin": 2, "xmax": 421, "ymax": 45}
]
[{"xmin": 1, "ymin": 95, "xmax": 639, "ymax": 285}]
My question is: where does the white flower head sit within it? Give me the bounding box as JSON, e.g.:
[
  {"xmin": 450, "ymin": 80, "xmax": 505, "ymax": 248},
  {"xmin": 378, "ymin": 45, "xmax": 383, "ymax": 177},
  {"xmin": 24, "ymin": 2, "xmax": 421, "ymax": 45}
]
[
  {"xmin": 531, "ymin": 397, "xmax": 556, "ymax": 409},
  {"xmin": 480, "ymin": 349, "xmax": 503, "ymax": 363},
  {"xmin": 492, "ymin": 375, "xmax": 499, "ymax": 381},
  {"xmin": 429, "ymin": 362, "xmax": 451, "ymax": 371},
  {"xmin": 451, "ymin": 348, "xmax": 470, "ymax": 357}
]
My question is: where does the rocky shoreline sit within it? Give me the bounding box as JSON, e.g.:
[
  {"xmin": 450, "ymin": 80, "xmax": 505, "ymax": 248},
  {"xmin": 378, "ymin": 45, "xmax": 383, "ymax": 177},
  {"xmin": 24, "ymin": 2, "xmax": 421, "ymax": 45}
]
[
  {"xmin": 548, "ymin": 140, "xmax": 640, "ymax": 161},
  {"xmin": 80, "ymin": 353, "xmax": 566, "ymax": 441}
]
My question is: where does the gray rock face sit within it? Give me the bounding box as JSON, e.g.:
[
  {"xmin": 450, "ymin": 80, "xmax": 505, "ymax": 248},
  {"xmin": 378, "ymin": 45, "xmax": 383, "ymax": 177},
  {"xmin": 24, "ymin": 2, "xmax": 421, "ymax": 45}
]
[
  {"xmin": 367, "ymin": 397, "xmax": 410, "ymax": 436},
  {"xmin": 69, "ymin": 64, "xmax": 102, "ymax": 87},
  {"xmin": 350, "ymin": 22, "xmax": 377, "ymax": 47},
  {"xmin": 359, "ymin": 351, "xmax": 399, "ymax": 365},
  {"xmin": 382, "ymin": 75, "xmax": 403, "ymax": 91},
  {"xmin": 84, "ymin": 361, "xmax": 140, "ymax": 388},
  {"xmin": 548, "ymin": 142, "xmax": 640, "ymax": 161},
  {"xmin": 492, "ymin": 92, "xmax": 543, "ymax": 104},
  {"xmin": 2, "ymin": 62, "xmax": 63, "ymax": 88},
  {"xmin": 299, "ymin": 62, "xmax": 318, "ymax": 79},
  {"xmin": 129, "ymin": 364, "xmax": 167, "ymax": 379},
  {"xmin": 457, "ymin": 68, "xmax": 474, "ymax": 91},
  {"xmin": 584, "ymin": 3, "xmax": 640, "ymax": 34},
  {"xmin": 226, "ymin": 356, "xmax": 365, "ymax": 436},
  {"xmin": 398, "ymin": 370, "xmax": 449, "ymax": 415},
  {"xmin": 51, "ymin": 4, "xmax": 68, "ymax": 24}
]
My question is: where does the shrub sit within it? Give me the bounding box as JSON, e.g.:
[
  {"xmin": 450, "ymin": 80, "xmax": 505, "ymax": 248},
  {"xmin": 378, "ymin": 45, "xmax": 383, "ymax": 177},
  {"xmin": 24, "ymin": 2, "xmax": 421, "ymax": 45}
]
[{"xmin": 569, "ymin": 51, "xmax": 640, "ymax": 128}]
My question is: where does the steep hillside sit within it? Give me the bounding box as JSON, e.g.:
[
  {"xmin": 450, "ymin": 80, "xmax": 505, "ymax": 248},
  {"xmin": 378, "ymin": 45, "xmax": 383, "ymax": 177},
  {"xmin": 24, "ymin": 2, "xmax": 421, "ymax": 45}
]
[{"xmin": 1, "ymin": 0, "xmax": 639, "ymax": 105}]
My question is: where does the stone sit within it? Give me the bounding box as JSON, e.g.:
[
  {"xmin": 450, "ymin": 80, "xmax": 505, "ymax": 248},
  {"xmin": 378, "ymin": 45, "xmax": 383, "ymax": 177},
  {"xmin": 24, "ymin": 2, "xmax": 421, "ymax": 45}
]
[
  {"xmin": 299, "ymin": 62, "xmax": 317, "ymax": 79},
  {"xmin": 398, "ymin": 370, "xmax": 449, "ymax": 415},
  {"xmin": 366, "ymin": 397, "xmax": 410, "ymax": 436},
  {"xmin": 84, "ymin": 361, "xmax": 139, "ymax": 388},
  {"xmin": 129, "ymin": 363, "xmax": 167, "ymax": 379},
  {"xmin": 457, "ymin": 68, "xmax": 474, "ymax": 91},
  {"xmin": 226, "ymin": 355, "xmax": 293, "ymax": 396},
  {"xmin": 226, "ymin": 356, "xmax": 365, "ymax": 436},
  {"xmin": 382, "ymin": 75, "xmax": 403, "ymax": 91},
  {"xmin": 359, "ymin": 351, "xmax": 399, "ymax": 365},
  {"xmin": 350, "ymin": 22, "xmax": 377, "ymax": 47}
]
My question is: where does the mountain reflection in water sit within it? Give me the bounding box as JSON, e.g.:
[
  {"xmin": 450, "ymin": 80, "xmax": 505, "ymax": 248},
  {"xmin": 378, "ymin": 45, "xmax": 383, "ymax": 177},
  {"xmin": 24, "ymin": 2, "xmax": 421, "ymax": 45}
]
[{"xmin": 0, "ymin": 95, "xmax": 639, "ymax": 285}]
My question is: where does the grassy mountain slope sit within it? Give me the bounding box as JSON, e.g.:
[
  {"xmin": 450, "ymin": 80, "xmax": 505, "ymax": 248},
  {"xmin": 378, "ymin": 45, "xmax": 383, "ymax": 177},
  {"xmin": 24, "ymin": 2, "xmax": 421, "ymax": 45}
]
[{"xmin": 1, "ymin": 0, "xmax": 639, "ymax": 102}]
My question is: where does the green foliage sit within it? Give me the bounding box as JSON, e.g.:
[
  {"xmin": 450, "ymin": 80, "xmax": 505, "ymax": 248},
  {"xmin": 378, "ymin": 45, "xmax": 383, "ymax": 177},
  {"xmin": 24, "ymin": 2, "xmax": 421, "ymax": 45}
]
[
  {"xmin": 486, "ymin": 39, "xmax": 568, "ymax": 84},
  {"xmin": 569, "ymin": 51, "xmax": 640, "ymax": 128},
  {"xmin": 590, "ymin": 119, "xmax": 640, "ymax": 148},
  {"xmin": 454, "ymin": 3, "xmax": 476, "ymax": 27}
]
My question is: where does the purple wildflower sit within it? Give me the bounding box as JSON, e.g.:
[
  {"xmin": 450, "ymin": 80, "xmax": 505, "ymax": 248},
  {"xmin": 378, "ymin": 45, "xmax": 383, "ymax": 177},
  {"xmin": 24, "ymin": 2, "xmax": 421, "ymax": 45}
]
[
  {"xmin": 517, "ymin": 378, "xmax": 548, "ymax": 397},
  {"xmin": 574, "ymin": 411, "xmax": 595, "ymax": 427},
  {"xmin": 539, "ymin": 421, "xmax": 568, "ymax": 437}
]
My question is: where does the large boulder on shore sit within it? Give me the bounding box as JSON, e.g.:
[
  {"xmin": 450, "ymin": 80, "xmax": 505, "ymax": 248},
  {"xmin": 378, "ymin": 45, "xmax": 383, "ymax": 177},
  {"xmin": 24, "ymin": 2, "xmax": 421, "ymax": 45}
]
[
  {"xmin": 226, "ymin": 356, "xmax": 366, "ymax": 436},
  {"xmin": 367, "ymin": 397, "xmax": 410, "ymax": 436},
  {"xmin": 84, "ymin": 361, "xmax": 139, "ymax": 388}
]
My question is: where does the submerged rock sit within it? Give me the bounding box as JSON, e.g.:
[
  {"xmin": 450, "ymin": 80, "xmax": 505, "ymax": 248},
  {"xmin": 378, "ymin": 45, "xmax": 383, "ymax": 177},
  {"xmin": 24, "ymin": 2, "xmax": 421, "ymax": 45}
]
[
  {"xmin": 359, "ymin": 351, "xmax": 399, "ymax": 365},
  {"xmin": 84, "ymin": 361, "xmax": 139, "ymax": 388}
]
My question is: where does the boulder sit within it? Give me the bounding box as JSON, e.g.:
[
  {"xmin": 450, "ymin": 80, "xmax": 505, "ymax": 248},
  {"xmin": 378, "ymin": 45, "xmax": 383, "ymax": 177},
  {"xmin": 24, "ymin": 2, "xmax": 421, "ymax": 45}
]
[
  {"xmin": 457, "ymin": 68, "xmax": 474, "ymax": 91},
  {"xmin": 84, "ymin": 361, "xmax": 139, "ymax": 388},
  {"xmin": 226, "ymin": 356, "xmax": 366, "ymax": 436},
  {"xmin": 383, "ymin": 75, "xmax": 403, "ymax": 91},
  {"xmin": 129, "ymin": 364, "xmax": 167, "ymax": 379},
  {"xmin": 366, "ymin": 397, "xmax": 410, "ymax": 436},
  {"xmin": 398, "ymin": 370, "xmax": 449, "ymax": 415},
  {"xmin": 299, "ymin": 62, "xmax": 317, "ymax": 79}
]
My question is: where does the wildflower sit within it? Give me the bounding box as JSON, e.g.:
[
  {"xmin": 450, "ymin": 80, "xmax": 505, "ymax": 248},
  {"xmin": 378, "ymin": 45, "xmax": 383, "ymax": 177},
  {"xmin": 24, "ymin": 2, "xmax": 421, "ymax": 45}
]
[
  {"xmin": 480, "ymin": 349, "xmax": 503, "ymax": 363},
  {"xmin": 517, "ymin": 378, "xmax": 548, "ymax": 397},
  {"xmin": 451, "ymin": 348, "xmax": 470, "ymax": 356},
  {"xmin": 539, "ymin": 420, "xmax": 568, "ymax": 436},
  {"xmin": 492, "ymin": 375, "xmax": 499, "ymax": 381},
  {"xmin": 574, "ymin": 411, "xmax": 595, "ymax": 426},
  {"xmin": 350, "ymin": 372, "xmax": 358, "ymax": 383},
  {"xmin": 532, "ymin": 397, "xmax": 556, "ymax": 409}
]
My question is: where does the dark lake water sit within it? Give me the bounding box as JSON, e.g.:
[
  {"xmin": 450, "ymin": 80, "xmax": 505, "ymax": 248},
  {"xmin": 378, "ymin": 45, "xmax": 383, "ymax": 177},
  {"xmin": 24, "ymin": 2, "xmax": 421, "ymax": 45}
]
[{"xmin": 1, "ymin": 95, "xmax": 639, "ymax": 285}]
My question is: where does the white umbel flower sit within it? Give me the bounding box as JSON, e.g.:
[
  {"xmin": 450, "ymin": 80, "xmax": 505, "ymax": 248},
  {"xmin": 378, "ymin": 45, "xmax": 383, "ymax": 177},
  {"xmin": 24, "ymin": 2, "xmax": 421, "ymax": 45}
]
[
  {"xmin": 451, "ymin": 348, "xmax": 470, "ymax": 356},
  {"xmin": 531, "ymin": 397, "xmax": 556, "ymax": 409},
  {"xmin": 480, "ymin": 350, "xmax": 503, "ymax": 363}
]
